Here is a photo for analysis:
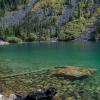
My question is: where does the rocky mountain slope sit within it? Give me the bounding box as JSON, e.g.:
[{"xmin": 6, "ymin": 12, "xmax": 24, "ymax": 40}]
[{"xmin": 0, "ymin": 0, "xmax": 100, "ymax": 42}]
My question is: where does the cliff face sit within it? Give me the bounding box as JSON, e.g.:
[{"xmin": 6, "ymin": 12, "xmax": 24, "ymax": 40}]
[
  {"xmin": 80, "ymin": 25, "xmax": 96, "ymax": 41},
  {"xmin": 0, "ymin": 0, "xmax": 37, "ymax": 27},
  {"xmin": 0, "ymin": 0, "xmax": 100, "ymax": 41},
  {"xmin": 1, "ymin": 0, "xmax": 95, "ymax": 28}
]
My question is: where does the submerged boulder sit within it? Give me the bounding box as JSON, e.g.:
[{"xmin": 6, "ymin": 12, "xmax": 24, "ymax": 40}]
[{"xmin": 54, "ymin": 66, "xmax": 96, "ymax": 79}]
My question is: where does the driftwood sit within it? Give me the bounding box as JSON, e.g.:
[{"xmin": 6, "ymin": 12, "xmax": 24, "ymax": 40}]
[{"xmin": 0, "ymin": 69, "xmax": 45, "ymax": 80}]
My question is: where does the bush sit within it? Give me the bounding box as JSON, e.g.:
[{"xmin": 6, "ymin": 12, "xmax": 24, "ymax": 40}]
[
  {"xmin": 42, "ymin": 32, "xmax": 50, "ymax": 41},
  {"xmin": 7, "ymin": 37, "xmax": 22, "ymax": 43},
  {"xmin": 58, "ymin": 31, "xmax": 75, "ymax": 41},
  {"xmin": 58, "ymin": 32, "xmax": 66, "ymax": 41},
  {"xmin": 26, "ymin": 33, "xmax": 37, "ymax": 42},
  {"xmin": 96, "ymin": 16, "xmax": 100, "ymax": 34}
]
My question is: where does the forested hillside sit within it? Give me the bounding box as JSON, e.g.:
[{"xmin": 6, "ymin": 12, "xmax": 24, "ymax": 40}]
[{"xmin": 0, "ymin": 0, "xmax": 100, "ymax": 43}]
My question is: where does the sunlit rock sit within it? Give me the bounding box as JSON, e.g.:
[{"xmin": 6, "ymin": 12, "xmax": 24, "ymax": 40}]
[
  {"xmin": 54, "ymin": 66, "xmax": 97, "ymax": 79},
  {"xmin": 0, "ymin": 40, "xmax": 9, "ymax": 45}
]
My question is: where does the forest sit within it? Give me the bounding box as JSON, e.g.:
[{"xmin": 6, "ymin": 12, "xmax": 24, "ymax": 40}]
[{"xmin": 0, "ymin": 0, "xmax": 100, "ymax": 43}]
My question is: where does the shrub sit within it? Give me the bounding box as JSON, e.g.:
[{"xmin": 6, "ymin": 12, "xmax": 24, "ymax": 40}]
[
  {"xmin": 42, "ymin": 32, "xmax": 50, "ymax": 41},
  {"xmin": 7, "ymin": 36, "xmax": 22, "ymax": 43},
  {"xmin": 58, "ymin": 32, "xmax": 66, "ymax": 41},
  {"xmin": 26, "ymin": 33, "xmax": 37, "ymax": 42},
  {"xmin": 58, "ymin": 30, "xmax": 76, "ymax": 41},
  {"xmin": 96, "ymin": 16, "xmax": 100, "ymax": 34}
]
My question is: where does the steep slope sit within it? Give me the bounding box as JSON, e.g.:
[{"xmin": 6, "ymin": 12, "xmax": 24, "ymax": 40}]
[{"xmin": 0, "ymin": 0, "xmax": 100, "ymax": 42}]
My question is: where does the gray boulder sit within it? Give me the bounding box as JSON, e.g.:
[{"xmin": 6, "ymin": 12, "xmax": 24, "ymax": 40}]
[{"xmin": 80, "ymin": 25, "xmax": 96, "ymax": 41}]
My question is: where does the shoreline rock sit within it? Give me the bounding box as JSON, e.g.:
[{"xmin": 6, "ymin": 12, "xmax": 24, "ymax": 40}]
[{"xmin": 0, "ymin": 40, "xmax": 9, "ymax": 45}]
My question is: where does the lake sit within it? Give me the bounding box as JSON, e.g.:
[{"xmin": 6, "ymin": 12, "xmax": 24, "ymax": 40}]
[
  {"xmin": 0, "ymin": 41, "xmax": 100, "ymax": 72},
  {"xmin": 0, "ymin": 41, "xmax": 100, "ymax": 99}
]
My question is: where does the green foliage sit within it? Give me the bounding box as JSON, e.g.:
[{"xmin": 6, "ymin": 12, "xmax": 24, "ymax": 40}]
[
  {"xmin": 0, "ymin": 0, "xmax": 100, "ymax": 42},
  {"xmin": 58, "ymin": 30, "xmax": 75, "ymax": 41},
  {"xmin": 6, "ymin": 36, "xmax": 22, "ymax": 43},
  {"xmin": 42, "ymin": 33, "xmax": 50, "ymax": 41},
  {"xmin": 0, "ymin": 9, "xmax": 5, "ymax": 19},
  {"xmin": 60, "ymin": 18, "xmax": 87, "ymax": 38},
  {"xmin": 58, "ymin": 15, "xmax": 99, "ymax": 41},
  {"xmin": 26, "ymin": 33, "xmax": 37, "ymax": 42},
  {"xmin": 96, "ymin": 16, "xmax": 100, "ymax": 34},
  {"xmin": 0, "ymin": 0, "xmax": 29, "ymax": 11},
  {"xmin": 40, "ymin": 29, "xmax": 51, "ymax": 41},
  {"xmin": 58, "ymin": 32, "xmax": 66, "ymax": 41}
]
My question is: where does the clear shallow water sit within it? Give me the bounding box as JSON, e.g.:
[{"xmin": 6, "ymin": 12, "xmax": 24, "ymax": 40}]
[
  {"xmin": 0, "ymin": 41, "xmax": 100, "ymax": 100},
  {"xmin": 0, "ymin": 41, "xmax": 100, "ymax": 72}
]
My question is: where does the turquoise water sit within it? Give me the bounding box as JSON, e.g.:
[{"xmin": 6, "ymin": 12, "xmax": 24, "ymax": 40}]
[{"xmin": 0, "ymin": 41, "xmax": 100, "ymax": 72}]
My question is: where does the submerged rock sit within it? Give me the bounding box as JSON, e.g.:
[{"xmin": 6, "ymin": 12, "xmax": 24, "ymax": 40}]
[{"xmin": 54, "ymin": 66, "xmax": 96, "ymax": 79}]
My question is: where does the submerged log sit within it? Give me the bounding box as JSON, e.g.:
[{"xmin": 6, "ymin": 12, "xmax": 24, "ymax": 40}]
[{"xmin": 0, "ymin": 70, "xmax": 42, "ymax": 80}]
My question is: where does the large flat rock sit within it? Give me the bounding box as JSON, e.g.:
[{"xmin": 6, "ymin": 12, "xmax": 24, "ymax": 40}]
[{"xmin": 54, "ymin": 66, "xmax": 96, "ymax": 79}]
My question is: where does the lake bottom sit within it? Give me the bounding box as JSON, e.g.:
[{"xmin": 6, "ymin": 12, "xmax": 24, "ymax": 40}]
[{"xmin": 0, "ymin": 68, "xmax": 100, "ymax": 100}]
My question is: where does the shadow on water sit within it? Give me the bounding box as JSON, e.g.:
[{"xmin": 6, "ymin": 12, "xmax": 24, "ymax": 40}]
[{"xmin": 53, "ymin": 74, "xmax": 89, "ymax": 81}]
